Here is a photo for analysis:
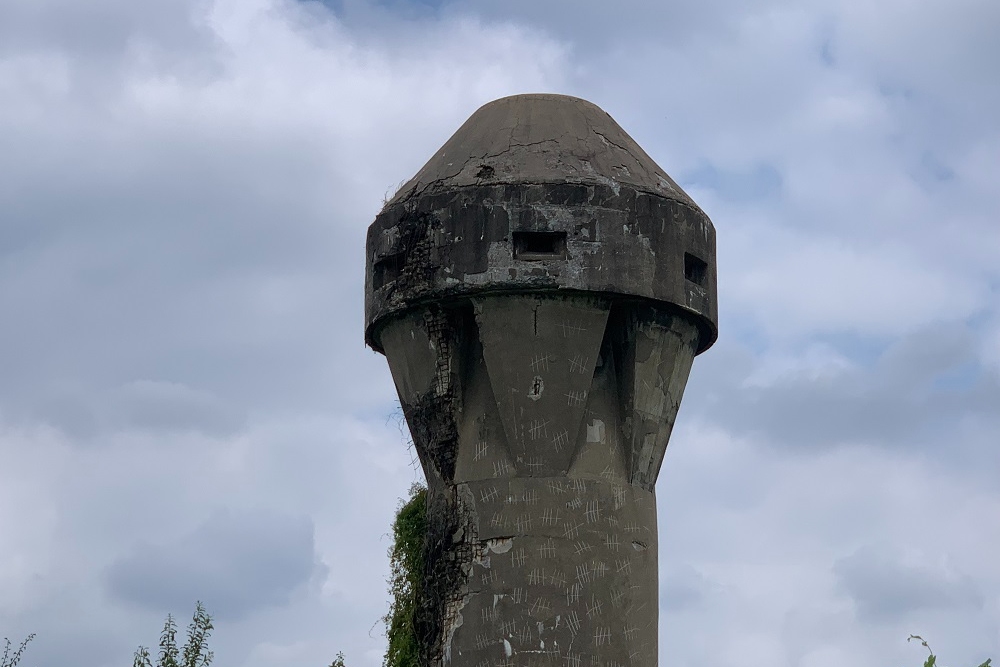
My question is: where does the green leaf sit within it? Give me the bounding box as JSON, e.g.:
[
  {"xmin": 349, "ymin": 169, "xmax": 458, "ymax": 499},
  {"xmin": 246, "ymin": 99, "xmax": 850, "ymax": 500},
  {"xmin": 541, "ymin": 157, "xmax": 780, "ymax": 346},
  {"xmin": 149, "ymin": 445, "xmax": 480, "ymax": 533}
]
[
  {"xmin": 159, "ymin": 613, "xmax": 180, "ymax": 667},
  {"xmin": 384, "ymin": 485, "xmax": 427, "ymax": 667},
  {"xmin": 134, "ymin": 602, "xmax": 214, "ymax": 667},
  {"xmin": 133, "ymin": 646, "xmax": 153, "ymax": 667},
  {"xmin": 181, "ymin": 601, "xmax": 214, "ymax": 667}
]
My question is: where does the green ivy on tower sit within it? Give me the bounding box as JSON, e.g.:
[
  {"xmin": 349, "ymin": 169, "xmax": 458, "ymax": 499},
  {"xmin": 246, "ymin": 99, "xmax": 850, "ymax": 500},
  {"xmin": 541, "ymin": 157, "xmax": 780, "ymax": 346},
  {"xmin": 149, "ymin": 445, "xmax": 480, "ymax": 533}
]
[{"xmin": 383, "ymin": 484, "xmax": 428, "ymax": 667}]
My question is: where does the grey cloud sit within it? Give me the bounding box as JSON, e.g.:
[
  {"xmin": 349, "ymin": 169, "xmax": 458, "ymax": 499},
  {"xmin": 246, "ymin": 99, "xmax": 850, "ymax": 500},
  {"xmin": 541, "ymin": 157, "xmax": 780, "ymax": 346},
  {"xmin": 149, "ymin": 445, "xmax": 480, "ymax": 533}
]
[
  {"xmin": 105, "ymin": 509, "xmax": 324, "ymax": 620},
  {"xmin": 107, "ymin": 380, "xmax": 246, "ymax": 436},
  {"xmin": 682, "ymin": 322, "xmax": 1000, "ymax": 454},
  {"xmin": 426, "ymin": 0, "xmax": 743, "ymax": 47},
  {"xmin": 833, "ymin": 545, "xmax": 983, "ymax": 622},
  {"xmin": 26, "ymin": 380, "xmax": 247, "ymax": 439},
  {"xmin": 660, "ymin": 564, "xmax": 717, "ymax": 612},
  {"xmin": 0, "ymin": 88, "xmax": 386, "ymax": 433},
  {"xmin": 0, "ymin": 0, "xmax": 212, "ymax": 59}
]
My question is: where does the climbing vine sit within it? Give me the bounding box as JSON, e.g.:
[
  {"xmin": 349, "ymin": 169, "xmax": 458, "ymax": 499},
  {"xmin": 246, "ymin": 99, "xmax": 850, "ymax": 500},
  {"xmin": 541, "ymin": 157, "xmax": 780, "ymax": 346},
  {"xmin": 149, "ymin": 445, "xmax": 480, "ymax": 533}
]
[{"xmin": 384, "ymin": 484, "xmax": 428, "ymax": 667}]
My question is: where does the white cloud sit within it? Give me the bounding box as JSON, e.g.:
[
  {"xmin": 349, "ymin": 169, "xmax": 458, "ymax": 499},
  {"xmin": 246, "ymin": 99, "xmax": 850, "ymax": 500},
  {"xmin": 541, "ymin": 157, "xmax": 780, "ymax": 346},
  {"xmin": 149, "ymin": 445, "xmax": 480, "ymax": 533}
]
[
  {"xmin": 106, "ymin": 508, "xmax": 323, "ymax": 618},
  {"xmin": 0, "ymin": 424, "xmax": 65, "ymax": 613},
  {"xmin": 657, "ymin": 425, "xmax": 1000, "ymax": 667},
  {"xmin": 724, "ymin": 225, "xmax": 988, "ymax": 339},
  {"xmin": 742, "ymin": 343, "xmax": 857, "ymax": 388}
]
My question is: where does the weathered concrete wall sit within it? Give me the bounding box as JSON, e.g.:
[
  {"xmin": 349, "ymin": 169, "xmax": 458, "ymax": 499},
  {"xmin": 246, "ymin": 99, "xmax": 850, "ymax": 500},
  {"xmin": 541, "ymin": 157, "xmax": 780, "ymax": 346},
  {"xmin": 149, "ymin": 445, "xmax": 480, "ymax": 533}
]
[
  {"xmin": 365, "ymin": 183, "xmax": 716, "ymax": 355},
  {"xmin": 365, "ymin": 94, "xmax": 718, "ymax": 667},
  {"xmin": 365, "ymin": 94, "xmax": 718, "ymax": 355}
]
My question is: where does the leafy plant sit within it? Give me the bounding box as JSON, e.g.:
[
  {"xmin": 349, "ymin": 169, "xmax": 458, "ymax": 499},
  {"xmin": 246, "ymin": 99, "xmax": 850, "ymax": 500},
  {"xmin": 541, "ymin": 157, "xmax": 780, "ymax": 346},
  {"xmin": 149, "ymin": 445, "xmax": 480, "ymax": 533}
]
[
  {"xmin": 383, "ymin": 483, "xmax": 427, "ymax": 667},
  {"xmin": 908, "ymin": 634, "xmax": 992, "ymax": 667},
  {"xmin": 328, "ymin": 651, "xmax": 348, "ymax": 667},
  {"xmin": 1, "ymin": 634, "xmax": 35, "ymax": 667},
  {"xmin": 133, "ymin": 601, "xmax": 214, "ymax": 667}
]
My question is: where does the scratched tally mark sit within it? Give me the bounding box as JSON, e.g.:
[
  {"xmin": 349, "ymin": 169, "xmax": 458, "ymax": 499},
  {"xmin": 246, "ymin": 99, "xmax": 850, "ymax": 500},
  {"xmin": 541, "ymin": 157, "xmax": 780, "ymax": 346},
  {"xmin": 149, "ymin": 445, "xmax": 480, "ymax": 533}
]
[
  {"xmin": 558, "ymin": 320, "xmax": 588, "ymax": 338},
  {"xmin": 563, "ymin": 521, "xmax": 583, "ymax": 539},
  {"xmin": 566, "ymin": 611, "xmax": 582, "ymax": 636},
  {"xmin": 547, "ymin": 569, "xmax": 567, "ymax": 586},
  {"xmin": 530, "ymin": 353, "xmax": 554, "ymax": 372},
  {"xmin": 586, "ymin": 595, "xmax": 604, "ymax": 618},
  {"xmin": 528, "ymin": 418, "xmax": 551, "ymax": 440},
  {"xmin": 523, "ymin": 457, "xmax": 545, "ymax": 472},
  {"xmin": 568, "ymin": 354, "xmax": 589, "ymax": 374},
  {"xmin": 492, "ymin": 460, "xmax": 512, "ymax": 477},
  {"xmin": 552, "ymin": 429, "xmax": 571, "ymax": 452},
  {"xmin": 529, "ymin": 597, "xmax": 552, "ymax": 615},
  {"xmin": 474, "ymin": 440, "xmax": 489, "ymax": 461}
]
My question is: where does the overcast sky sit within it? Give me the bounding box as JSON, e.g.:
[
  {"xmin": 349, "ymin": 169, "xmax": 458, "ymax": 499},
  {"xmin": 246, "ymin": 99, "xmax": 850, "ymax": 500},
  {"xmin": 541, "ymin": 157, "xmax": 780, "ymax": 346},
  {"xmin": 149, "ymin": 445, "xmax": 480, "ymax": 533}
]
[{"xmin": 1, "ymin": 0, "xmax": 998, "ymax": 666}]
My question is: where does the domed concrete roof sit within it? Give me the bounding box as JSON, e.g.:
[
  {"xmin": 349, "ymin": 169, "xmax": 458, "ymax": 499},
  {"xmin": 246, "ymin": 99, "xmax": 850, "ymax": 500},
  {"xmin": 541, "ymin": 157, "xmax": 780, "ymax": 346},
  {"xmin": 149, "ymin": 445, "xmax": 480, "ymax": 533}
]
[{"xmin": 388, "ymin": 93, "xmax": 699, "ymax": 210}]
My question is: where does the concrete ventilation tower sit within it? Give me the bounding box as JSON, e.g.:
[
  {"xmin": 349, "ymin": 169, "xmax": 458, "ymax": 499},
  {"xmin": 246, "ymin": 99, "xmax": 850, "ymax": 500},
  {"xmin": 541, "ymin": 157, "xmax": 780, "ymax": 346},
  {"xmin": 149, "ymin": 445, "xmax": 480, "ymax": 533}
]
[{"xmin": 365, "ymin": 94, "xmax": 717, "ymax": 667}]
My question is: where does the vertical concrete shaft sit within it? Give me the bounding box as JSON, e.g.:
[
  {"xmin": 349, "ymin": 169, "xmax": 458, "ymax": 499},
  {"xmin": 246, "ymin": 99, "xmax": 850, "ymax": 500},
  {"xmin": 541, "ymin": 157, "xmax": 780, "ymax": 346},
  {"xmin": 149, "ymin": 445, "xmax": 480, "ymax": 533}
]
[{"xmin": 365, "ymin": 94, "xmax": 718, "ymax": 667}]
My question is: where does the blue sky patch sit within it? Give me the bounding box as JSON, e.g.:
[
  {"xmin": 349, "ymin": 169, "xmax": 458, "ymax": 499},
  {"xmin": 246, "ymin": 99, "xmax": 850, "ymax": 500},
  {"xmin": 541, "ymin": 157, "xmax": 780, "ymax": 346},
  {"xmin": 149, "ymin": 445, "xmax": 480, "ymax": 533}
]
[{"xmin": 679, "ymin": 162, "xmax": 783, "ymax": 204}]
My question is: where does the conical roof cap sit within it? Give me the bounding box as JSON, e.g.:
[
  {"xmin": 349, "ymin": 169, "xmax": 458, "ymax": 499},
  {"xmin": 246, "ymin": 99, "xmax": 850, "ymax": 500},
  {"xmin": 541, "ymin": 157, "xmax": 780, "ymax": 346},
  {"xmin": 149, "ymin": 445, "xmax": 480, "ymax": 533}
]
[{"xmin": 389, "ymin": 93, "xmax": 698, "ymax": 208}]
